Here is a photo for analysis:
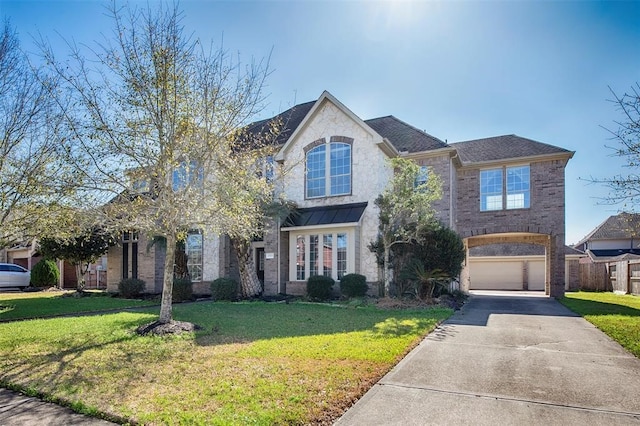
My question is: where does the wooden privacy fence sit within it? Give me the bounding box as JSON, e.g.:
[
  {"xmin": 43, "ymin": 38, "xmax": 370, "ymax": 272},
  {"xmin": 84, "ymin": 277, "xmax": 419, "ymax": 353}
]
[
  {"xmin": 608, "ymin": 259, "xmax": 640, "ymax": 295},
  {"xmin": 578, "ymin": 261, "xmax": 612, "ymax": 292}
]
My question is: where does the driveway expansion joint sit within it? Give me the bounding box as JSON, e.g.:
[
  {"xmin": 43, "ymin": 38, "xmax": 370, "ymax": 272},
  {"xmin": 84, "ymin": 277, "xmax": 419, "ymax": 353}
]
[{"xmin": 377, "ymin": 382, "xmax": 640, "ymax": 419}]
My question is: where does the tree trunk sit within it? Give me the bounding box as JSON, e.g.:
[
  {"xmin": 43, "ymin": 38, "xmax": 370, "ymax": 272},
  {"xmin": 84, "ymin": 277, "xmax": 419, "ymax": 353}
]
[
  {"xmin": 159, "ymin": 233, "xmax": 176, "ymax": 324},
  {"xmin": 74, "ymin": 263, "xmax": 87, "ymax": 292},
  {"xmin": 231, "ymin": 238, "xmax": 262, "ymax": 298},
  {"xmin": 383, "ymin": 245, "xmax": 392, "ymax": 297}
]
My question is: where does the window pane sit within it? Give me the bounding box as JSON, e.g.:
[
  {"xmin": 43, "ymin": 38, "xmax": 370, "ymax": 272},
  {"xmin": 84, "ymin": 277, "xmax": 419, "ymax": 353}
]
[
  {"xmin": 186, "ymin": 231, "xmax": 203, "ymax": 282},
  {"xmin": 480, "ymin": 169, "xmax": 503, "ymax": 211},
  {"xmin": 309, "ymin": 234, "xmax": 319, "ymax": 276},
  {"xmin": 330, "ymin": 143, "xmax": 351, "ymax": 195},
  {"xmin": 337, "ymin": 233, "xmax": 347, "ymax": 280},
  {"xmin": 306, "ymin": 146, "xmax": 326, "ymax": 198},
  {"xmin": 506, "ymin": 166, "xmax": 530, "ymax": 209},
  {"xmin": 323, "ymin": 234, "xmax": 333, "ymax": 277},
  {"xmin": 296, "ymin": 235, "xmax": 306, "ymax": 280},
  {"xmin": 414, "ymin": 165, "xmax": 429, "ymax": 188}
]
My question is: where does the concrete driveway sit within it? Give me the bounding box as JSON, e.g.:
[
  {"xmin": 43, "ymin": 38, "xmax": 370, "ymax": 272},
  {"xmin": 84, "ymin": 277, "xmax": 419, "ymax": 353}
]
[{"xmin": 337, "ymin": 291, "xmax": 640, "ymax": 425}]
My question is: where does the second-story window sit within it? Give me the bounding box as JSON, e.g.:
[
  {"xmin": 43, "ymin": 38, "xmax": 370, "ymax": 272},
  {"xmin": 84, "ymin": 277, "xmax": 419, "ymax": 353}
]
[
  {"xmin": 172, "ymin": 161, "xmax": 203, "ymax": 192},
  {"xmin": 480, "ymin": 165, "xmax": 530, "ymax": 211},
  {"xmin": 306, "ymin": 139, "xmax": 352, "ymax": 198},
  {"xmin": 414, "ymin": 165, "xmax": 429, "ymax": 189}
]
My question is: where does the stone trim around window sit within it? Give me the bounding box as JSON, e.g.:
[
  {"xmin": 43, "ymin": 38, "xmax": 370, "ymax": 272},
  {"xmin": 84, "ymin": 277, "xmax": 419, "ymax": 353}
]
[{"xmin": 304, "ymin": 136, "xmax": 354, "ymax": 199}]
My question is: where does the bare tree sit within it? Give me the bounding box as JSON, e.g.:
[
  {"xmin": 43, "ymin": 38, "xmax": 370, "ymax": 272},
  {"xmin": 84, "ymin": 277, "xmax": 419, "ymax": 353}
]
[
  {"xmin": 0, "ymin": 21, "xmax": 70, "ymax": 247},
  {"xmin": 593, "ymin": 83, "xmax": 640, "ymax": 208},
  {"xmin": 41, "ymin": 2, "xmax": 275, "ymax": 325}
]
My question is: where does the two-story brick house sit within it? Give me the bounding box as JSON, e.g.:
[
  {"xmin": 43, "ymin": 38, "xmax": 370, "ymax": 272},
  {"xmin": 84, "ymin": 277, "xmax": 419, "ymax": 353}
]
[{"xmin": 106, "ymin": 91, "xmax": 574, "ymax": 297}]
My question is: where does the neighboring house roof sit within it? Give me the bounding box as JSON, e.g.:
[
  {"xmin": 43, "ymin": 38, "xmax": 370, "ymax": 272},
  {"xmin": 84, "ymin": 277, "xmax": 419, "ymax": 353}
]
[
  {"xmin": 283, "ymin": 202, "xmax": 368, "ymax": 228},
  {"xmin": 575, "ymin": 212, "xmax": 640, "ymax": 246},
  {"xmin": 364, "ymin": 116, "xmax": 448, "ymax": 153},
  {"xmin": 586, "ymin": 249, "xmax": 640, "ymax": 262},
  {"xmin": 451, "ymin": 134, "xmax": 573, "ymax": 165}
]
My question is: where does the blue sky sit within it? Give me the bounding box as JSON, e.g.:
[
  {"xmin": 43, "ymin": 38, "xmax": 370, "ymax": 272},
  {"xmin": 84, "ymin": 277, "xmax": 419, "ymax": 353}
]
[{"xmin": 3, "ymin": 0, "xmax": 640, "ymax": 244}]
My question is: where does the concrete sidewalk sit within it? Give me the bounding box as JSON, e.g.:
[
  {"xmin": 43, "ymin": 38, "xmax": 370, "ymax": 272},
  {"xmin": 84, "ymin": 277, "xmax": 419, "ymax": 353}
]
[
  {"xmin": 0, "ymin": 388, "xmax": 116, "ymax": 426},
  {"xmin": 337, "ymin": 292, "xmax": 640, "ymax": 425}
]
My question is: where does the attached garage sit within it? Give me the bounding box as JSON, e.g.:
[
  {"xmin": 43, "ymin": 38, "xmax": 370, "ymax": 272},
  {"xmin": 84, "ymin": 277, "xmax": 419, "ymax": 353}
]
[{"xmin": 468, "ymin": 243, "xmax": 547, "ymax": 291}]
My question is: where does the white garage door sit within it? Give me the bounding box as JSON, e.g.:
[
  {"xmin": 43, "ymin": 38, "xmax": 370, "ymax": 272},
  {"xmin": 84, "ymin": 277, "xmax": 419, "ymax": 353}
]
[
  {"xmin": 528, "ymin": 260, "xmax": 545, "ymax": 291},
  {"xmin": 469, "ymin": 260, "xmax": 523, "ymax": 290}
]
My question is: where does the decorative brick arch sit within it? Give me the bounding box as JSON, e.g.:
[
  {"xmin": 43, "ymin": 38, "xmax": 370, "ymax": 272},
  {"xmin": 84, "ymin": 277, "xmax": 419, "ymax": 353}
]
[{"xmin": 459, "ymin": 232, "xmax": 564, "ymax": 297}]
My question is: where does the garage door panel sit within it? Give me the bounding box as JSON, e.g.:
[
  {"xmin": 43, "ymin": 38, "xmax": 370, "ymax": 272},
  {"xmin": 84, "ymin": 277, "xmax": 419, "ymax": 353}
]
[
  {"xmin": 528, "ymin": 260, "xmax": 545, "ymax": 291},
  {"xmin": 470, "ymin": 261, "xmax": 522, "ymax": 290}
]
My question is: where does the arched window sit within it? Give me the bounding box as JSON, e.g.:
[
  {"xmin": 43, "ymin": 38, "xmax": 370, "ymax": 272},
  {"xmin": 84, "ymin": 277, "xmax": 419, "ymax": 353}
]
[{"xmin": 306, "ymin": 140, "xmax": 352, "ymax": 198}]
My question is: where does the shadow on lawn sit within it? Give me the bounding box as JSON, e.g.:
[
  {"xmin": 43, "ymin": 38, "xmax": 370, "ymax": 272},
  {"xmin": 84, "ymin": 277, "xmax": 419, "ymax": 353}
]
[
  {"xmin": 560, "ymin": 297, "xmax": 640, "ymax": 317},
  {"xmin": 176, "ymin": 302, "xmax": 448, "ymax": 347}
]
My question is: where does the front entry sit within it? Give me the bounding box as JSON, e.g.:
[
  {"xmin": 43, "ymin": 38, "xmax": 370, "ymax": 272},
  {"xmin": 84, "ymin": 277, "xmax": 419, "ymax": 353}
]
[{"xmin": 255, "ymin": 247, "xmax": 265, "ymax": 287}]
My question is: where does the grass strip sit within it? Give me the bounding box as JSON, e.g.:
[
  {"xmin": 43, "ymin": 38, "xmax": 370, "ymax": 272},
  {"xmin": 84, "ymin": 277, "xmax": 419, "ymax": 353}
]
[
  {"xmin": 560, "ymin": 291, "xmax": 640, "ymax": 357},
  {"xmin": 0, "ymin": 291, "xmax": 157, "ymax": 321}
]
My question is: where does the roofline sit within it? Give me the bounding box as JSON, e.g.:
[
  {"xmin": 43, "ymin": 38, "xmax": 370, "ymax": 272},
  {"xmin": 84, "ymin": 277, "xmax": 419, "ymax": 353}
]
[
  {"xmin": 378, "ymin": 137, "xmax": 399, "ymax": 158},
  {"xmin": 455, "ymin": 151, "xmax": 575, "ymax": 169},
  {"xmin": 275, "ymin": 91, "xmax": 383, "ymax": 162},
  {"xmin": 399, "ymin": 146, "xmax": 456, "ymax": 159}
]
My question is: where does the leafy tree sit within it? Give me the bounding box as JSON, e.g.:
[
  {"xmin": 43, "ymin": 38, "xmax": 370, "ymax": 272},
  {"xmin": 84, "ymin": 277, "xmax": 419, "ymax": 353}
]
[
  {"xmin": 592, "ymin": 83, "xmax": 640, "ymax": 207},
  {"xmin": 41, "ymin": 3, "xmax": 276, "ymax": 323},
  {"xmin": 370, "ymin": 157, "xmax": 442, "ymax": 296},
  {"xmin": 39, "ymin": 227, "xmax": 116, "ymax": 291},
  {"xmin": 0, "ymin": 21, "xmax": 73, "ymax": 246}
]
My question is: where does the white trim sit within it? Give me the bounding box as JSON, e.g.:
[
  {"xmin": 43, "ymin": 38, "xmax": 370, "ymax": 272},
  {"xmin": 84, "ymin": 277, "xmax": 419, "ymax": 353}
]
[{"xmin": 289, "ymin": 227, "xmax": 356, "ymax": 282}]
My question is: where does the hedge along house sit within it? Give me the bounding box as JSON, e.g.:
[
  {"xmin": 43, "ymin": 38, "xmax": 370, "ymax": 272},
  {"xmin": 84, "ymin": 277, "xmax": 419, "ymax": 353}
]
[{"xmin": 106, "ymin": 91, "xmax": 574, "ymax": 297}]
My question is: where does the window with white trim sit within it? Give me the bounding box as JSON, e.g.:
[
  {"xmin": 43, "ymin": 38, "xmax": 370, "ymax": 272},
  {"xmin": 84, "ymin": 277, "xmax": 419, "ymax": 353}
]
[
  {"xmin": 292, "ymin": 229, "xmax": 352, "ymax": 281},
  {"xmin": 480, "ymin": 165, "xmax": 530, "ymax": 211},
  {"xmin": 186, "ymin": 230, "xmax": 203, "ymax": 282},
  {"xmin": 414, "ymin": 165, "xmax": 429, "ymax": 189},
  {"xmin": 305, "ymin": 139, "xmax": 352, "ymax": 198}
]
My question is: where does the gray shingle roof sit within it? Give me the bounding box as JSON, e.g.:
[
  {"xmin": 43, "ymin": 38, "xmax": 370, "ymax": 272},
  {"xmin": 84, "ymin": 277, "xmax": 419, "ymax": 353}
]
[
  {"xmin": 451, "ymin": 134, "xmax": 572, "ymax": 164},
  {"xmin": 578, "ymin": 212, "xmax": 640, "ymax": 244},
  {"xmin": 364, "ymin": 116, "xmax": 449, "ymax": 153},
  {"xmin": 246, "ymin": 101, "xmax": 316, "ymax": 146}
]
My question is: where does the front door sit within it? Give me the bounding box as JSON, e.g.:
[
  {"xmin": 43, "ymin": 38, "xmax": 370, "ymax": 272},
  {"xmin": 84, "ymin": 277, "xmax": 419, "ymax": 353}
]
[{"xmin": 256, "ymin": 248, "xmax": 265, "ymax": 287}]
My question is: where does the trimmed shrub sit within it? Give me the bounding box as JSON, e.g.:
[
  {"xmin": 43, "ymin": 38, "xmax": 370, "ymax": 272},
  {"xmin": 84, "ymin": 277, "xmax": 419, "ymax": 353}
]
[
  {"xmin": 211, "ymin": 278, "xmax": 237, "ymax": 301},
  {"xmin": 307, "ymin": 275, "xmax": 335, "ymax": 301},
  {"xmin": 30, "ymin": 259, "xmax": 60, "ymax": 287},
  {"xmin": 172, "ymin": 278, "xmax": 193, "ymax": 302},
  {"xmin": 118, "ymin": 278, "xmax": 145, "ymax": 298},
  {"xmin": 340, "ymin": 273, "xmax": 368, "ymax": 298}
]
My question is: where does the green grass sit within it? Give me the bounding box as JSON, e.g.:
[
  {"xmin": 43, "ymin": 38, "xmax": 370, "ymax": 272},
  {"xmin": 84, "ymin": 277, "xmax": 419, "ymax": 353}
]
[
  {"xmin": 0, "ymin": 300, "xmax": 452, "ymax": 425},
  {"xmin": 0, "ymin": 291, "xmax": 157, "ymax": 321},
  {"xmin": 560, "ymin": 291, "xmax": 640, "ymax": 357}
]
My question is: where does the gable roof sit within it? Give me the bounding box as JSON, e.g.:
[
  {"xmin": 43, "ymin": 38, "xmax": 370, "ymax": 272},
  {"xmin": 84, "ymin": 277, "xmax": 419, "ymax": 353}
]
[
  {"xmin": 364, "ymin": 116, "xmax": 448, "ymax": 153},
  {"xmin": 576, "ymin": 212, "xmax": 640, "ymax": 245},
  {"xmin": 245, "ymin": 100, "xmax": 316, "ymax": 147},
  {"xmin": 451, "ymin": 134, "xmax": 573, "ymax": 165}
]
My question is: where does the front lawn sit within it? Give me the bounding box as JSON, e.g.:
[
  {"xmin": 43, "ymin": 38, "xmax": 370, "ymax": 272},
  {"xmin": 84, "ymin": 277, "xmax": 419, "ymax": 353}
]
[
  {"xmin": 0, "ymin": 291, "xmax": 157, "ymax": 321},
  {"xmin": 560, "ymin": 291, "xmax": 640, "ymax": 358},
  {"xmin": 0, "ymin": 301, "xmax": 452, "ymax": 424}
]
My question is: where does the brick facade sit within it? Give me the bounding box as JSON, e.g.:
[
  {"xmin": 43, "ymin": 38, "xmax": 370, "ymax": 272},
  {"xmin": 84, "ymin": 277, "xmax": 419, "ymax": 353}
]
[{"xmin": 455, "ymin": 159, "xmax": 569, "ymax": 297}]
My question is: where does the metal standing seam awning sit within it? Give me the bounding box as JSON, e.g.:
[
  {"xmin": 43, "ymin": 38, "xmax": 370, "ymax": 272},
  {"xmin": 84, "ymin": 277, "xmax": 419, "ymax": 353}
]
[{"xmin": 281, "ymin": 202, "xmax": 368, "ymax": 230}]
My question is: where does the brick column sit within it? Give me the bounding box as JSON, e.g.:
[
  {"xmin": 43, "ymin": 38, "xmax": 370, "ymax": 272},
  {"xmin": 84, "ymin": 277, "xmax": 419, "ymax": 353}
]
[{"xmin": 460, "ymin": 238, "xmax": 470, "ymax": 292}]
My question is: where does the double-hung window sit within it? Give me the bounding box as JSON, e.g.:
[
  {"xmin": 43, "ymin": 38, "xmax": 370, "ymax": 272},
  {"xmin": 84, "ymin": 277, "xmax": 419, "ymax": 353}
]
[
  {"xmin": 414, "ymin": 165, "xmax": 429, "ymax": 189},
  {"xmin": 480, "ymin": 165, "xmax": 530, "ymax": 211},
  {"xmin": 305, "ymin": 138, "xmax": 352, "ymax": 198}
]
